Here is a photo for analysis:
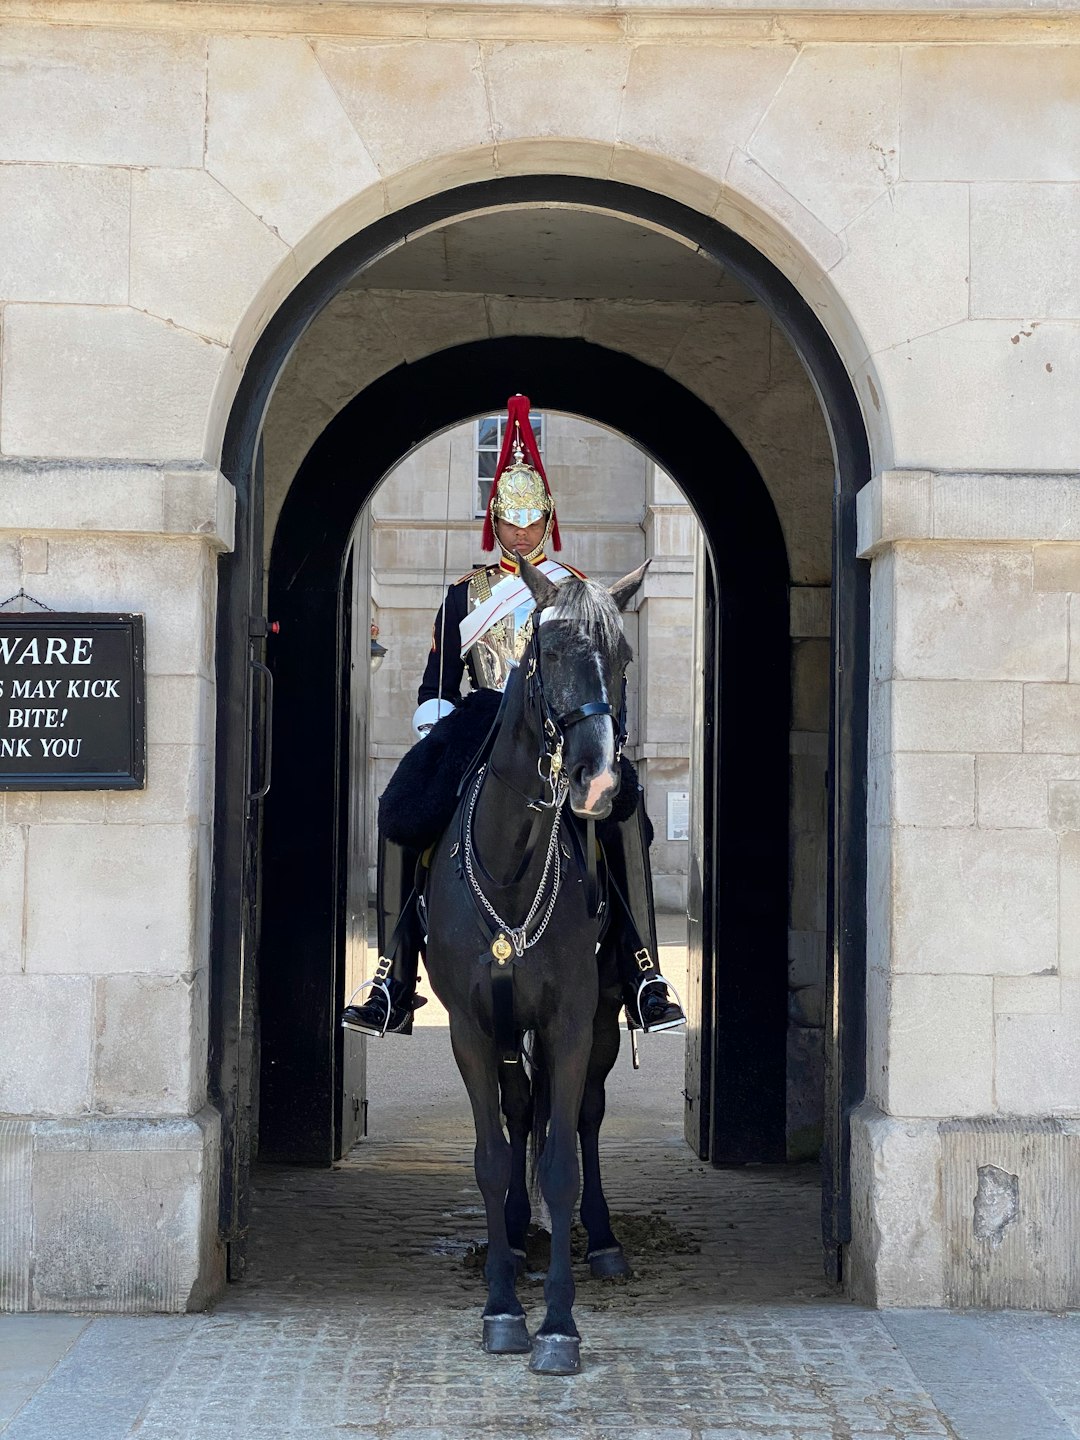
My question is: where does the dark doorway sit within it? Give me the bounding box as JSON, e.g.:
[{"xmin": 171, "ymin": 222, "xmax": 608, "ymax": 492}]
[{"xmin": 211, "ymin": 177, "xmax": 870, "ymax": 1285}]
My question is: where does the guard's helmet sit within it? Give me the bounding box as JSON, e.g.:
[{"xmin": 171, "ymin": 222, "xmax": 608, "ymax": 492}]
[{"xmin": 481, "ymin": 394, "xmax": 561, "ymax": 553}]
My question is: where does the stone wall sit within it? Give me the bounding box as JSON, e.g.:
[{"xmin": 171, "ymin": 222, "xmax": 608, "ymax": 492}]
[{"xmin": 1, "ymin": 1, "xmax": 1079, "ymax": 1310}]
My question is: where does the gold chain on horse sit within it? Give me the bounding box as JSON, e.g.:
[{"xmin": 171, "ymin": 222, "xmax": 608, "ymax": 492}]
[{"xmin": 463, "ymin": 764, "xmax": 569, "ymax": 957}]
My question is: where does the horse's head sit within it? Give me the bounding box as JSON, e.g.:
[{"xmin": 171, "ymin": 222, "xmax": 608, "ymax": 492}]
[{"xmin": 520, "ymin": 556, "xmax": 649, "ymax": 820}]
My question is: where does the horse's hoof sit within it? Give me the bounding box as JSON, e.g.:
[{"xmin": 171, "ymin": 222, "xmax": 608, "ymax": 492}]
[
  {"xmin": 588, "ymin": 1246, "xmax": 633, "ymax": 1281},
  {"xmin": 482, "ymin": 1314, "xmax": 532, "ymax": 1354},
  {"xmin": 529, "ymin": 1334, "xmax": 581, "ymax": 1375}
]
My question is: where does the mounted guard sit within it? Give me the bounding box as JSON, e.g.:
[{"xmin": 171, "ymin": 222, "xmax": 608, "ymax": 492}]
[{"xmin": 341, "ymin": 394, "xmax": 685, "ymax": 1042}]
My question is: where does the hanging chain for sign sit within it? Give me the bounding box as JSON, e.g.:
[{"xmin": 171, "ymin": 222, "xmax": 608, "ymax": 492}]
[{"xmin": 0, "ymin": 589, "xmax": 54, "ymax": 612}]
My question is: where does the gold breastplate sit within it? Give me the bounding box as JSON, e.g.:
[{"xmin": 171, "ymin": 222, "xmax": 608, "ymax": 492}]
[{"xmin": 467, "ymin": 568, "xmax": 535, "ymax": 691}]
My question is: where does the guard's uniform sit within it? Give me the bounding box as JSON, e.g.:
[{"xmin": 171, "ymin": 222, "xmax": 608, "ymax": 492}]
[{"xmin": 419, "ymin": 553, "xmax": 587, "ymax": 706}]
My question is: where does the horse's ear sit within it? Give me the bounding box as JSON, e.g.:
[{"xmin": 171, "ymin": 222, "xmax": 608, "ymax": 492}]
[
  {"xmin": 519, "ymin": 554, "xmax": 562, "ymax": 611},
  {"xmin": 608, "ymin": 560, "xmax": 650, "ymax": 612}
]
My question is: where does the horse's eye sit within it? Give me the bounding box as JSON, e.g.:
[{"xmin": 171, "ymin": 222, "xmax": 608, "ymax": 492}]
[{"xmin": 541, "ymin": 648, "xmax": 558, "ymax": 663}]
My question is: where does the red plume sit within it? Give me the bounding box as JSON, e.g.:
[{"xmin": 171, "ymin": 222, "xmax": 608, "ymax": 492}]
[{"xmin": 481, "ymin": 394, "xmax": 561, "ymax": 552}]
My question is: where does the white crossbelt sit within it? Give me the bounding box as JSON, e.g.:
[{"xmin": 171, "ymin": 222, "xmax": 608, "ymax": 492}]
[{"xmin": 458, "ymin": 559, "xmax": 572, "ymax": 658}]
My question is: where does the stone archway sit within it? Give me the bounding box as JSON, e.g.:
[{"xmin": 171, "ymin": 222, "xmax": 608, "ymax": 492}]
[{"xmin": 212, "ymin": 176, "xmax": 870, "ymax": 1284}]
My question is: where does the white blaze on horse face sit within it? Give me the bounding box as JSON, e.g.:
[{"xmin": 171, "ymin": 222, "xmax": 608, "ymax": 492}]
[{"xmin": 581, "ymin": 653, "xmax": 617, "ymax": 814}]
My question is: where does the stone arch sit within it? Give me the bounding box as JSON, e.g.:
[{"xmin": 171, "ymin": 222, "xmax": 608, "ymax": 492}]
[
  {"xmin": 211, "ymin": 172, "xmax": 871, "ymax": 1275},
  {"xmin": 207, "ymin": 146, "xmax": 890, "ymax": 473}
]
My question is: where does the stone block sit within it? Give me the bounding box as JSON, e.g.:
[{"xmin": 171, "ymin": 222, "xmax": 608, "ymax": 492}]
[
  {"xmin": 1, "ymin": 306, "xmax": 224, "ymax": 462},
  {"xmin": 971, "ymin": 183, "xmax": 1080, "ymax": 320},
  {"xmin": 0, "ymin": 976, "xmax": 93, "ymax": 1115},
  {"xmin": 28, "ymin": 1109, "xmax": 223, "ymax": 1312},
  {"xmin": 856, "ymin": 470, "xmax": 933, "ymax": 559},
  {"xmin": 789, "ymin": 832, "xmax": 826, "ymax": 933},
  {"xmin": 206, "ymin": 35, "xmax": 380, "ymax": 247},
  {"xmin": 890, "ymin": 547, "xmax": 1067, "ymax": 682},
  {"xmin": 789, "ymin": 586, "xmax": 830, "ymax": 639},
  {"xmin": 619, "ymin": 44, "xmax": 795, "ymax": 183},
  {"xmin": 996, "ymin": 1011, "xmax": 1080, "ymax": 1113},
  {"xmin": 791, "ymin": 638, "xmax": 830, "ymax": 732},
  {"xmin": 485, "ymin": 296, "xmax": 587, "ymax": 339},
  {"xmin": 847, "ymin": 1104, "xmax": 944, "ymax": 1307},
  {"xmin": 20, "ymin": 536, "xmax": 48, "ymax": 574},
  {"xmin": 314, "ymin": 40, "xmax": 492, "ymax": 175},
  {"xmin": 719, "ymin": 148, "xmax": 844, "ymax": 274},
  {"xmin": 0, "ymin": 1119, "xmax": 34, "ymax": 1309},
  {"xmin": 886, "ymin": 974, "xmax": 994, "ymax": 1117},
  {"xmin": 786, "ymin": 1024, "xmax": 824, "ymax": 1162},
  {"xmin": 0, "ymin": 26, "xmax": 205, "ymax": 166},
  {"xmin": 874, "ymin": 322, "xmax": 1080, "ymax": 474},
  {"xmin": 1049, "ymin": 781, "xmax": 1080, "ymax": 832},
  {"xmin": 485, "ymin": 41, "xmax": 627, "ymax": 145},
  {"xmin": 749, "ymin": 45, "xmax": 900, "ymax": 233},
  {"xmin": 583, "ymin": 299, "xmax": 701, "ymax": 373},
  {"xmin": 1033, "ymin": 544, "xmax": 1080, "ymax": 593},
  {"xmin": 92, "ymin": 972, "xmax": 206, "ymax": 1115},
  {"xmin": 994, "ymin": 975, "xmax": 1061, "ymax": 1015},
  {"xmin": 893, "ymin": 828, "xmax": 1057, "ymax": 977},
  {"xmin": 0, "ymin": 165, "xmax": 128, "ymax": 305},
  {"xmin": 1024, "ymin": 684, "xmax": 1080, "ymax": 754},
  {"xmin": 1061, "ymin": 834, "xmax": 1080, "ymax": 982},
  {"xmin": 131, "ymin": 169, "xmax": 290, "ymax": 347},
  {"xmin": 940, "ymin": 1117, "xmax": 1080, "ymax": 1310},
  {"xmin": 880, "ymin": 752, "xmax": 975, "ymax": 829},
  {"xmin": 935, "ymin": 472, "xmax": 1080, "ymax": 543},
  {"xmin": 977, "ymin": 753, "xmax": 1080, "ymax": 830},
  {"xmin": 902, "ymin": 47, "xmax": 1080, "ymax": 182},
  {"xmin": 788, "ymin": 929, "xmax": 825, "ymax": 990},
  {"xmin": 832, "ymin": 183, "xmax": 969, "ymax": 364},
  {"xmin": 34, "ymin": 535, "xmax": 214, "ymax": 678},
  {"xmin": 102, "ymin": 745, "xmax": 205, "ymax": 826},
  {"xmin": 146, "ymin": 677, "xmax": 214, "ymax": 748},
  {"xmin": 0, "ymin": 825, "xmax": 25, "ymax": 974},
  {"xmin": 369, "ymin": 289, "xmax": 490, "ymax": 365},
  {"xmin": 25, "ymin": 825, "xmax": 199, "ymax": 977},
  {"xmin": 888, "ymin": 679, "xmax": 1023, "ymax": 754}
]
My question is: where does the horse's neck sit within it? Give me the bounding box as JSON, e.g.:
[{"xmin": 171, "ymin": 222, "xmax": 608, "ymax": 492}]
[{"xmin": 472, "ymin": 681, "xmax": 553, "ymax": 890}]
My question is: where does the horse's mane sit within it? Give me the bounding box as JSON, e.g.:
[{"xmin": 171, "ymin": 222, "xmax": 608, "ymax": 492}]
[{"xmin": 545, "ymin": 577, "xmax": 631, "ymax": 663}]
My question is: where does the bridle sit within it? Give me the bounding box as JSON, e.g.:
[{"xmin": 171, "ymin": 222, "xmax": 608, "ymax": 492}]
[{"xmin": 521, "ymin": 622, "xmax": 629, "ymax": 810}]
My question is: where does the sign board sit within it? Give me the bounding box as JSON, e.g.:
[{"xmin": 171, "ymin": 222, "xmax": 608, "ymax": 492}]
[
  {"xmin": 667, "ymin": 790, "xmax": 690, "ymax": 842},
  {"xmin": 0, "ymin": 613, "xmax": 146, "ymax": 790}
]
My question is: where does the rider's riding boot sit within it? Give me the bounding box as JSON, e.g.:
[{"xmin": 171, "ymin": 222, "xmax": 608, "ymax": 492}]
[
  {"xmin": 341, "ymin": 835, "xmax": 427, "ymax": 1038},
  {"xmin": 605, "ymin": 790, "xmax": 687, "ymax": 1034}
]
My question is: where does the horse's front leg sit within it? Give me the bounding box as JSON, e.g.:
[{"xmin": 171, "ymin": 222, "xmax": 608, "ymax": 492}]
[
  {"xmin": 500, "ymin": 1060, "xmax": 533, "ymax": 1271},
  {"xmin": 579, "ymin": 983, "xmax": 633, "ymax": 1279},
  {"xmin": 531, "ymin": 1024, "xmax": 592, "ymax": 1376},
  {"xmin": 449, "ymin": 1016, "xmax": 531, "ymax": 1355}
]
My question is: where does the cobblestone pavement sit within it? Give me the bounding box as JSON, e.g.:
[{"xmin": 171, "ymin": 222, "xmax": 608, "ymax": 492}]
[{"xmin": 4, "ymin": 995, "xmax": 1080, "ymax": 1438}]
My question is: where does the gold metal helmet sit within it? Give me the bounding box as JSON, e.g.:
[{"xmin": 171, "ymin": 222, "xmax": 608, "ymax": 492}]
[
  {"xmin": 490, "ymin": 447, "xmax": 553, "ymax": 530},
  {"xmin": 481, "ymin": 394, "xmax": 562, "ymax": 553}
]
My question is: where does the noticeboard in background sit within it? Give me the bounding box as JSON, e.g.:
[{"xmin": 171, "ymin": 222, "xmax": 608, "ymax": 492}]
[{"xmin": 0, "ymin": 613, "xmax": 146, "ymax": 790}]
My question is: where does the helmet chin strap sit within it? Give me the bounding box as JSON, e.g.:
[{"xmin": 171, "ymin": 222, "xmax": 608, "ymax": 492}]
[{"xmin": 496, "ymin": 511, "xmax": 554, "ymax": 567}]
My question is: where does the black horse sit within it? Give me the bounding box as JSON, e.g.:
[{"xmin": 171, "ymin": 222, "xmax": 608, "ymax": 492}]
[{"xmin": 423, "ymin": 556, "xmax": 648, "ymax": 1376}]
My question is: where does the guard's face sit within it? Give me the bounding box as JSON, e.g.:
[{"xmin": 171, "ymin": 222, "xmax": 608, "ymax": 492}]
[{"xmin": 495, "ymin": 516, "xmax": 547, "ymax": 556}]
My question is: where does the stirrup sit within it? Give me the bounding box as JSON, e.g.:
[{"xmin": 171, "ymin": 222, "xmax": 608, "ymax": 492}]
[
  {"xmin": 341, "ymin": 978, "xmax": 424, "ymax": 1038},
  {"xmin": 627, "ymin": 974, "xmax": 686, "ymax": 1034}
]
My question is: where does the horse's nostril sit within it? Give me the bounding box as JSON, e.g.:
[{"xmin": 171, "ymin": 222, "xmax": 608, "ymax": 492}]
[{"xmin": 572, "ymin": 763, "xmax": 589, "ymax": 789}]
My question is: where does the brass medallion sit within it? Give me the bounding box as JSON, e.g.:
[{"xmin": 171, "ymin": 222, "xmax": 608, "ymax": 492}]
[{"xmin": 492, "ymin": 933, "xmax": 513, "ymax": 964}]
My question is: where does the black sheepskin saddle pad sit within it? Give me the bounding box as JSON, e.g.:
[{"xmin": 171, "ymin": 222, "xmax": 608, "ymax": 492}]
[{"xmin": 379, "ymin": 688, "xmax": 646, "ymax": 850}]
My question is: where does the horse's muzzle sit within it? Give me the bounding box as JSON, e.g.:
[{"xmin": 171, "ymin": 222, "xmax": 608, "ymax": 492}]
[{"xmin": 569, "ymin": 764, "xmax": 620, "ymax": 819}]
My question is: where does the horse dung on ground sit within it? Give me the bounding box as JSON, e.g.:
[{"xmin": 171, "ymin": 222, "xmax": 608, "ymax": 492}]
[{"xmin": 422, "ymin": 556, "xmax": 649, "ymax": 1375}]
